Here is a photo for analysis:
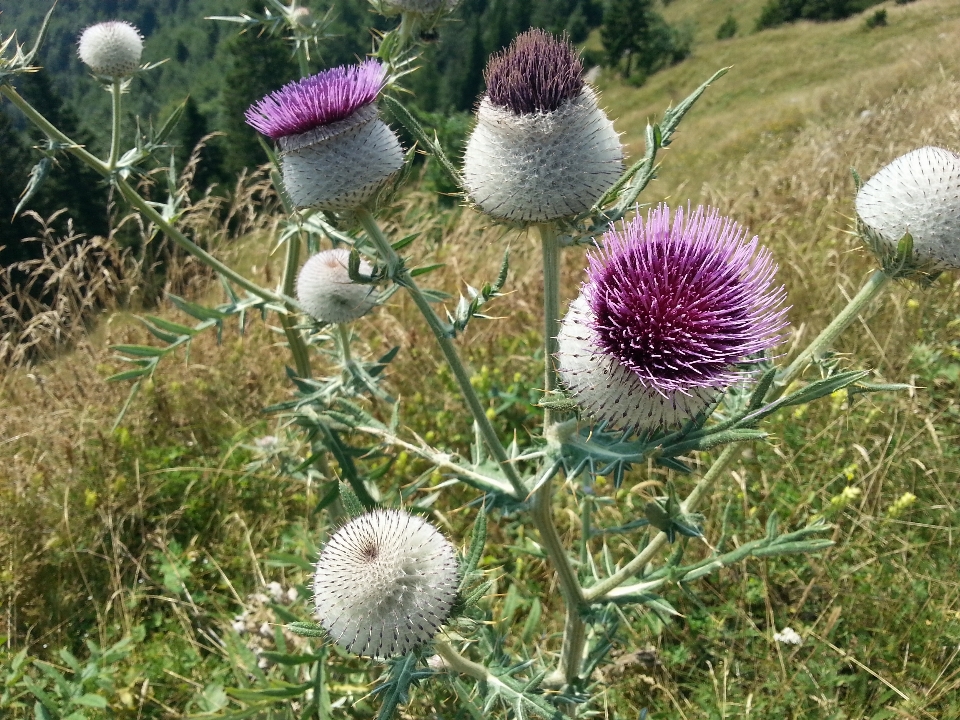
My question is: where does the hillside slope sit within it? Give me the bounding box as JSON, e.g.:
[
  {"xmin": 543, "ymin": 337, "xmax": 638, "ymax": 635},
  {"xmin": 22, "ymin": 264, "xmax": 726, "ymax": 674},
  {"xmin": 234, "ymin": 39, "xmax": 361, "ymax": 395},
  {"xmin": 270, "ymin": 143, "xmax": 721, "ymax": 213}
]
[{"xmin": 600, "ymin": 0, "xmax": 960, "ymax": 203}]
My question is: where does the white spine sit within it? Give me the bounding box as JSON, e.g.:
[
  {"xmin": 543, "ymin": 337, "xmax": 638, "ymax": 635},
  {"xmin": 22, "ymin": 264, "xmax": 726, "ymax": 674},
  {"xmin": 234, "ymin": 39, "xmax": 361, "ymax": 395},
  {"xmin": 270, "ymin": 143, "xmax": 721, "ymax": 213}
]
[{"xmin": 463, "ymin": 87, "xmax": 623, "ymax": 223}]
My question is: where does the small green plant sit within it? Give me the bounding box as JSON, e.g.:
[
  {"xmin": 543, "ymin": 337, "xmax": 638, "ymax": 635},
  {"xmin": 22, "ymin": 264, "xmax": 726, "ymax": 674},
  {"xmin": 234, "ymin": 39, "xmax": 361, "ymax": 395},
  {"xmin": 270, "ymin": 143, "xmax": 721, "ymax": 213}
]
[
  {"xmin": 865, "ymin": 8, "xmax": 888, "ymax": 28},
  {"xmin": 717, "ymin": 14, "xmax": 738, "ymax": 40}
]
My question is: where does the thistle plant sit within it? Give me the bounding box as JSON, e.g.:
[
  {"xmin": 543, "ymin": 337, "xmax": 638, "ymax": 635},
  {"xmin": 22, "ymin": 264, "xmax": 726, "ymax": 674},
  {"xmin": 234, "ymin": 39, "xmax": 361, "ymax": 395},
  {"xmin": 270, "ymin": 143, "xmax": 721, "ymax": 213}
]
[{"xmin": 3, "ymin": 3, "xmax": 955, "ymax": 719}]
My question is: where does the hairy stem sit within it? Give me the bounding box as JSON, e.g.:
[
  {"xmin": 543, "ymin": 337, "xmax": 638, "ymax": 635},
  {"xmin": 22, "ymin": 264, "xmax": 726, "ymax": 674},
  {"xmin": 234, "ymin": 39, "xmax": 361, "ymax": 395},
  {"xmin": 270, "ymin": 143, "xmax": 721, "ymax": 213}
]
[
  {"xmin": 355, "ymin": 207, "xmax": 525, "ymax": 497},
  {"xmin": 434, "ymin": 640, "xmax": 488, "ymax": 681},
  {"xmin": 771, "ymin": 269, "xmax": 891, "ymax": 400},
  {"xmin": 108, "ymin": 79, "xmax": 122, "ymax": 171},
  {"xmin": 2, "ymin": 85, "xmax": 291, "ymax": 309},
  {"xmin": 279, "ymin": 231, "xmax": 312, "ymax": 378},
  {"xmin": 583, "ymin": 443, "xmax": 740, "ymax": 602},
  {"xmin": 539, "ymin": 223, "xmax": 562, "ymax": 427},
  {"xmin": 336, "ymin": 322, "xmax": 353, "ymax": 365},
  {"xmin": 117, "ymin": 178, "xmax": 290, "ymax": 306},
  {"xmin": 1, "ymin": 85, "xmax": 105, "ymax": 172}
]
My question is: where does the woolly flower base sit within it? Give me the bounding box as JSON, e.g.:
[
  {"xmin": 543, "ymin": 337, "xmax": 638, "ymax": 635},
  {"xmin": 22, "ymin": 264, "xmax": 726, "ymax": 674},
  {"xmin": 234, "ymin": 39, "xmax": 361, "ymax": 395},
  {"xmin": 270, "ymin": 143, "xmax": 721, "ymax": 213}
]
[
  {"xmin": 463, "ymin": 87, "xmax": 622, "ymax": 223},
  {"xmin": 855, "ymin": 146, "xmax": 960, "ymax": 271},
  {"xmin": 279, "ymin": 105, "xmax": 403, "ymax": 211},
  {"xmin": 313, "ymin": 509, "xmax": 459, "ymax": 659},
  {"xmin": 557, "ymin": 205, "xmax": 788, "ymax": 432},
  {"xmin": 77, "ymin": 21, "xmax": 143, "ymax": 77},
  {"xmin": 296, "ymin": 248, "xmax": 378, "ymax": 324},
  {"xmin": 245, "ymin": 60, "xmax": 402, "ymax": 211}
]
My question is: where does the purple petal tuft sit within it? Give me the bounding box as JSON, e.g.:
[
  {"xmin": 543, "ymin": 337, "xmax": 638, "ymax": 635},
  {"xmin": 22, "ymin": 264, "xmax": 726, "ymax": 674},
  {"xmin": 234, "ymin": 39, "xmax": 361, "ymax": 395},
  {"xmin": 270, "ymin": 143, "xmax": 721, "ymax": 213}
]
[
  {"xmin": 485, "ymin": 29, "xmax": 584, "ymax": 115},
  {"xmin": 585, "ymin": 204, "xmax": 788, "ymax": 395},
  {"xmin": 245, "ymin": 60, "xmax": 386, "ymax": 139}
]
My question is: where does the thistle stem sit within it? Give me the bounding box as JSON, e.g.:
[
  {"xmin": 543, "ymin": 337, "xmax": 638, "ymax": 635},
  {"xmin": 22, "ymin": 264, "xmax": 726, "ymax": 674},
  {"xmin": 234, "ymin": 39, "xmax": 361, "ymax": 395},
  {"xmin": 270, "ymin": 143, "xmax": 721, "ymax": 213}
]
[
  {"xmin": 1, "ymin": 85, "xmax": 105, "ymax": 172},
  {"xmin": 336, "ymin": 323, "xmax": 353, "ymax": 364},
  {"xmin": 539, "ymin": 223, "xmax": 562, "ymax": 427},
  {"xmin": 108, "ymin": 79, "xmax": 122, "ymax": 171},
  {"xmin": 295, "ymin": 43, "xmax": 310, "ymax": 79},
  {"xmin": 355, "ymin": 207, "xmax": 526, "ymax": 497},
  {"xmin": 583, "ymin": 443, "xmax": 740, "ymax": 602},
  {"xmin": 771, "ymin": 269, "xmax": 891, "ymax": 400},
  {"xmin": 433, "ymin": 640, "xmax": 491, "ymax": 682},
  {"xmin": 535, "ymin": 222, "xmax": 587, "ymax": 686},
  {"xmin": 279, "ymin": 231, "xmax": 311, "ymax": 378},
  {"xmin": 1, "ymin": 85, "xmax": 291, "ymax": 310},
  {"xmin": 117, "ymin": 178, "xmax": 291, "ymax": 306}
]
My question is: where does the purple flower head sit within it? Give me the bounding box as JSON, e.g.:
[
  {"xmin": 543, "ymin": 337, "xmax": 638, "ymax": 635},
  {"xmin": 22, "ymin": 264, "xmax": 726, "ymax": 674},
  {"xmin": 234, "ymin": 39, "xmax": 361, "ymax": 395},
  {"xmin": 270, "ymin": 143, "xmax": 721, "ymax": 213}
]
[
  {"xmin": 245, "ymin": 60, "xmax": 387, "ymax": 139},
  {"xmin": 485, "ymin": 29, "xmax": 584, "ymax": 115},
  {"xmin": 558, "ymin": 205, "xmax": 788, "ymax": 431}
]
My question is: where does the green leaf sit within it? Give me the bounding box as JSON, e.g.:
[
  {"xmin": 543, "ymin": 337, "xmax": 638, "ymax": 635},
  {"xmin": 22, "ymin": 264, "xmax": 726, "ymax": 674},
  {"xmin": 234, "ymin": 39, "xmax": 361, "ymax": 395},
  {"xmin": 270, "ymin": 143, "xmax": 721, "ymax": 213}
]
[
  {"xmin": 226, "ymin": 682, "xmax": 312, "ymax": 702},
  {"xmin": 73, "ymin": 694, "xmax": 108, "ymax": 709},
  {"xmin": 460, "ymin": 507, "xmax": 487, "ymax": 587},
  {"xmin": 106, "ymin": 367, "xmax": 152, "ymax": 383},
  {"xmin": 14, "ymin": 157, "xmax": 51, "ymax": 219},
  {"xmin": 143, "ymin": 315, "xmax": 197, "ymax": 337},
  {"xmin": 265, "ymin": 553, "xmax": 313, "ymax": 572},
  {"xmin": 168, "ymin": 294, "xmax": 228, "ymax": 322},
  {"xmin": 286, "ymin": 621, "xmax": 326, "ymax": 638},
  {"xmin": 391, "ymin": 233, "xmax": 419, "ymax": 251},
  {"xmin": 521, "ymin": 598, "xmax": 542, "ymax": 644},
  {"xmin": 409, "ymin": 263, "xmax": 445, "ymax": 277},
  {"xmin": 374, "ymin": 653, "xmax": 417, "ymax": 720},
  {"xmin": 155, "ymin": 98, "xmax": 187, "ymax": 144},
  {"xmin": 111, "ymin": 344, "xmax": 166, "ymax": 358},
  {"xmin": 338, "ymin": 481, "xmax": 365, "ymax": 519},
  {"xmin": 259, "ymin": 651, "xmax": 322, "ymax": 666}
]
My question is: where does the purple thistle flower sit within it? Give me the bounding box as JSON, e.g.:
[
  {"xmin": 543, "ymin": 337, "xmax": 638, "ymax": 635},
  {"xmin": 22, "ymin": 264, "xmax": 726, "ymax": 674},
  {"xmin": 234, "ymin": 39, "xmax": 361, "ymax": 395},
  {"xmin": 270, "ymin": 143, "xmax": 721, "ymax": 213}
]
[
  {"xmin": 485, "ymin": 29, "xmax": 584, "ymax": 115},
  {"xmin": 245, "ymin": 59, "xmax": 386, "ymax": 140},
  {"xmin": 557, "ymin": 204, "xmax": 788, "ymax": 431},
  {"xmin": 244, "ymin": 60, "xmax": 402, "ymax": 211}
]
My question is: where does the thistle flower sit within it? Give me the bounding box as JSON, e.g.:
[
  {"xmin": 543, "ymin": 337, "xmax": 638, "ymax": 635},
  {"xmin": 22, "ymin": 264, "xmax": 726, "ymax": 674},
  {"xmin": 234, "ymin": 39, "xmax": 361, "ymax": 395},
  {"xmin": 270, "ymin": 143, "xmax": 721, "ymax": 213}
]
[
  {"xmin": 462, "ymin": 30, "xmax": 623, "ymax": 223},
  {"xmin": 557, "ymin": 204, "xmax": 788, "ymax": 432},
  {"xmin": 246, "ymin": 60, "xmax": 404, "ymax": 211},
  {"xmin": 313, "ymin": 509, "xmax": 459, "ymax": 659},
  {"xmin": 855, "ymin": 146, "xmax": 960, "ymax": 271},
  {"xmin": 77, "ymin": 21, "xmax": 143, "ymax": 78},
  {"xmin": 296, "ymin": 248, "xmax": 378, "ymax": 323}
]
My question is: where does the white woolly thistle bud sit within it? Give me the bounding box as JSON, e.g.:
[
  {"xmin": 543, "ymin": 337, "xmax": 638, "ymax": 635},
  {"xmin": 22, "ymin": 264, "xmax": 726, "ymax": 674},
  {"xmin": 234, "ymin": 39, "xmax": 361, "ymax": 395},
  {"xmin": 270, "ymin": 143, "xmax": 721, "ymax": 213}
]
[
  {"xmin": 313, "ymin": 509, "xmax": 460, "ymax": 659},
  {"xmin": 463, "ymin": 30, "xmax": 623, "ymax": 224},
  {"xmin": 77, "ymin": 21, "xmax": 144, "ymax": 78},
  {"xmin": 296, "ymin": 248, "xmax": 378, "ymax": 324},
  {"xmin": 246, "ymin": 60, "xmax": 404, "ymax": 212},
  {"xmin": 855, "ymin": 146, "xmax": 960, "ymax": 272}
]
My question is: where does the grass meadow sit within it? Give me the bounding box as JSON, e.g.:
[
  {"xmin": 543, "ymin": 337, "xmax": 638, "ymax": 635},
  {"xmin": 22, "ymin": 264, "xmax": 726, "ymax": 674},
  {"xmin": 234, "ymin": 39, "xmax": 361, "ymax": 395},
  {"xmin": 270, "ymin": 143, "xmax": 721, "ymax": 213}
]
[{"xmin": 2, "ymin": 0, "xmax": 960, "ymax": 717}]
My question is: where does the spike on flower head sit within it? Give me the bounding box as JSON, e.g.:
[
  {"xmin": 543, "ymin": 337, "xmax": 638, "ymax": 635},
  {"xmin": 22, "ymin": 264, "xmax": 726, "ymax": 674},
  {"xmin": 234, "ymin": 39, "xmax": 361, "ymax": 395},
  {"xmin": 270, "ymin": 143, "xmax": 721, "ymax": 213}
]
[
  {"xmin": 245, "ymin": 60, "xmax": 403, "ymax": 211},
  {"xmin": 296, "ymin": 248, "xmax": 378, "ymax": 324},
  {"xmin": 313, "ymin": 509, "xmax": 460, "ymax": 659},
  {"xmin": 462, "ymin": 30, "xmax": 621, "ymax": 223},
  {"xmin": 485, "ymin": 29, "xmax": 584, "ymax": 115},
  {"xmin": 77, "ymin": 21, "xmax": 143, "ymax": 78},
  {"xmin": 557, "ymin": 204, "xmax": 788, "ymax": 432},
  {"xmin": 245, "ymin": 60, "xmax": 387, "ymax": 140},
  {"xmin": 855, "ymin": 146, "xmax": 960, "ymax": 272}
]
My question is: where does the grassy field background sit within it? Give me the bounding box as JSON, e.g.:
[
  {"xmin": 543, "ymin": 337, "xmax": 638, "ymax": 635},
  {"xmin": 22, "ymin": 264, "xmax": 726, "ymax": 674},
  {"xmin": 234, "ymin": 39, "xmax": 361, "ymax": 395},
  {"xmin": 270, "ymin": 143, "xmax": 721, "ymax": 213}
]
[{"xmin": 2, "ymin": 1, "xmax": 960, "ymax": 717}]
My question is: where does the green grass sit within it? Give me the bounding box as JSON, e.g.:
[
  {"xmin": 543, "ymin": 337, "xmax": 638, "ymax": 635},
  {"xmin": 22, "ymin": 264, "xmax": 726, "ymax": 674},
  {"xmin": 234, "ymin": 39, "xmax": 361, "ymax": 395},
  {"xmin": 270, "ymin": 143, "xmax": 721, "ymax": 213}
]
[{"xmin": 3, "ymin": 0, "xmax": 960, "ymax": 717}]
